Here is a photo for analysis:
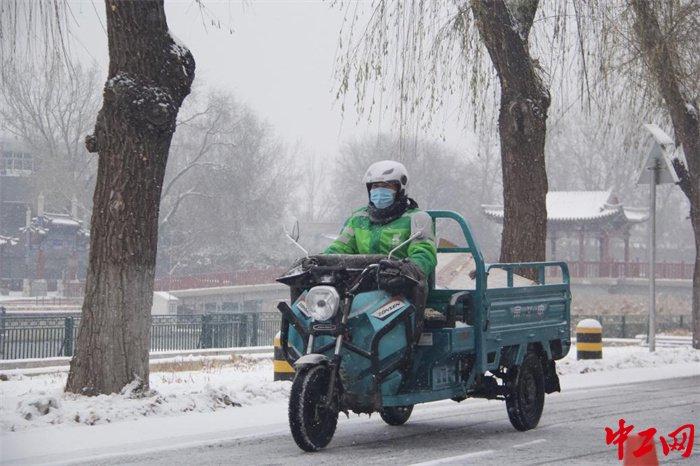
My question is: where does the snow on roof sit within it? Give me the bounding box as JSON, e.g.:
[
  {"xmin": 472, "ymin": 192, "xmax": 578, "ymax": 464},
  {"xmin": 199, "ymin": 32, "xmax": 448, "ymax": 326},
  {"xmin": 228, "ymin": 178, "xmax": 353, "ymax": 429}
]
[
  {"xmin": 154, "ymin": 291, "xmax": 179, "ymax": 301},
  {"xmin": 44, "ymin": 213, "xmax": 81, "ymax": 228},
  {"xmin": 622, "ymin": 207, "xmax": 650, "ymax": 222},
  {"xmin": 482, "ymin": 190, "xmax": 648, "ymax": 224},
  {"xmin": 0, "ymin": 235, "xmax": 19, "ymax": 246},
  {"xmin": 19, "ymin": 213, "xmax": 86, "ymax": 237}
]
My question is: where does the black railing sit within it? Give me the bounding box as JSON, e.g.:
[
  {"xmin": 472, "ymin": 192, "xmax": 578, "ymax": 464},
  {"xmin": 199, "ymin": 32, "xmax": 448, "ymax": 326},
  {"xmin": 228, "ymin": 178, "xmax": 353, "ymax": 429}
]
[
  {"xmin": 0, "ymin": 311, "xmax": 281, "ymax": 360},
  {"xmin": 0, "ymin": 310, "xmax": 691, "ymax": 360},
  {"xmin": 570, "ymin": 314, "xmax": 692, "ymax": 339}
]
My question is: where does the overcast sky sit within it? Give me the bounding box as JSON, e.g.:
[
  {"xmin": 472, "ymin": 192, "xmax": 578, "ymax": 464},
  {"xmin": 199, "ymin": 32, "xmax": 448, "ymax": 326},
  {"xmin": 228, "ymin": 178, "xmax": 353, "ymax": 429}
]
[{"xmin": 66, "ymin": 0, "xmax": 473, "ymax": 161}]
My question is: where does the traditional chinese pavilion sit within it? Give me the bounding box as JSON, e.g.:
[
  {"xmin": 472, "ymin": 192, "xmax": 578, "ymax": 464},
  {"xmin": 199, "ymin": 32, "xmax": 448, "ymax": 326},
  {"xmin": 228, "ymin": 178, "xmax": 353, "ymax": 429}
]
[
  {"xmin": 482, "ymin": 190, "xmax": 649, "ymax": 270},
  {"xmin": 19, "ymin": 209, "xmax": 89, "ymax": 282},
  {"xmin": 0, "ymin": 194, "xmax": 89, "ymax": 293}
]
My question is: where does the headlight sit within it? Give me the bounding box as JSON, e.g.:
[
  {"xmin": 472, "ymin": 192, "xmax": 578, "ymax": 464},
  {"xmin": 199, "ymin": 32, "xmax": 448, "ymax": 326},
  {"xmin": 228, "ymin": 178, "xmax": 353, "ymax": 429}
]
[{"xmin": 306, "ymin": 286, "xmax": 340, "ymax": 321}]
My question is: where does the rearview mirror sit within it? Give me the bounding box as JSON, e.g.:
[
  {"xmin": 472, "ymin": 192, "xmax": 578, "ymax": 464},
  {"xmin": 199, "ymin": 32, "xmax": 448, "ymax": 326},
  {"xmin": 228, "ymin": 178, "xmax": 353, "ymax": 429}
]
[
  {"xmin": 284, "ymin": 219, "xmax": 308, "ymax": 257},
  {"xmin": 290, "ymin": 220, "xmax": 300, "ymax": 243}
]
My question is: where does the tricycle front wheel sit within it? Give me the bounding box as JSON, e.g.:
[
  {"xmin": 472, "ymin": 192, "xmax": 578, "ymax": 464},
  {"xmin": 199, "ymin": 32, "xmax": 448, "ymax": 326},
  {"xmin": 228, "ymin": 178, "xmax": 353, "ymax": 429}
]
[
  {"xmin": 288, "ymin": 365, "xmax": 338, "ymax": 452},
  {"xmin": 380, "ymin": 405, "xmax": 414, "ymax": 426},
  {"xmin": 505, "ymin": 352, "xmax": 545, "ymax": 431}
]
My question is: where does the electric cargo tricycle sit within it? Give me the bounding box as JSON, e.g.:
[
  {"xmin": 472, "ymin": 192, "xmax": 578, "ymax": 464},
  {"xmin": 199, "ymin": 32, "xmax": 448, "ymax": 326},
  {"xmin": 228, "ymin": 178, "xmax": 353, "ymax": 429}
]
[{"xmin": 276, "ymin": 211, "xmax": 571, "ymax": 452}]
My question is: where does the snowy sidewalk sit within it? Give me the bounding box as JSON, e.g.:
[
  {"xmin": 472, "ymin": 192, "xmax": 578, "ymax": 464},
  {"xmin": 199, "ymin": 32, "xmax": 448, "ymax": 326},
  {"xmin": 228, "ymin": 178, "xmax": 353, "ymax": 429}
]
[{"xmin": 1, "ymin": 347, "xmax": 699, "ymax": 465}]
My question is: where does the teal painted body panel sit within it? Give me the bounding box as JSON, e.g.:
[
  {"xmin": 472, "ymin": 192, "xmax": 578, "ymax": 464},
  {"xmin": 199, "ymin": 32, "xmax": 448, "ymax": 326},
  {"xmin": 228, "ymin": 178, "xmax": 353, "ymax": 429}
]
[
  {"xmin": 481, "ymin": 283, "xmax": 571, "ymax": 371},
  {"xmin": 288, "ymin": 289, "xmax": 415, "ymax": 408},
  {"xmin": 381, "ymin": 325, "xmax": 476, "ymax": 407}
]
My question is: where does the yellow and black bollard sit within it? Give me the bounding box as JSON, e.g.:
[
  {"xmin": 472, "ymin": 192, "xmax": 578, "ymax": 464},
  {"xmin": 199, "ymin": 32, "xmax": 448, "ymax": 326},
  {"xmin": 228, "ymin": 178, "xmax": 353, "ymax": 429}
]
[
  {"xmin": 273, "ymin": 331, "xmax": 295, "ymax": 381},
  {"xmin": 576, "ymin": 319, "xmax": 603, "ymax": 360}
]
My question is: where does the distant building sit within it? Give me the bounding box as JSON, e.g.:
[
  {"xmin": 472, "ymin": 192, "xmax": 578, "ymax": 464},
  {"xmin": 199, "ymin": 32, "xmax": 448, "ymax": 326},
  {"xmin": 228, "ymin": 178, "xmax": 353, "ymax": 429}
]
[
  {"xmin": 482, "ymin": 190, "xmax": 651, "ymax": 278},
  {"xmin": 152, "ymin": 291, "xmax": 179, "ymax": 315},
  {"xmin": 0, "ymin": 138, "xmax": 89, "ymax": 291},
  {"xmin": 0, "ymin": 137, "xmax": 34, "ymax": 236},
  {"xmin": 19, "ymin": 206, "xmax": 89, "ymax": 282}
]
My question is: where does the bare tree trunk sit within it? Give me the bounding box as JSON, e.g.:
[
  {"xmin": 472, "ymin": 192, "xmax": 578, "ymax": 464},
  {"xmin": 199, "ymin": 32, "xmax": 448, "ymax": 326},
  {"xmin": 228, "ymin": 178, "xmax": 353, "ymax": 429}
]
[
  {"xmin": 470, "ymin": 0, "xmax": 549, "ymax": 279},
  {"xmin": 66, "ymin": 0, "xmax": 195, "ymax": 394},
  {"xmin": 629, "ymin": 0, "xmax": 700, "ymax": 349}
]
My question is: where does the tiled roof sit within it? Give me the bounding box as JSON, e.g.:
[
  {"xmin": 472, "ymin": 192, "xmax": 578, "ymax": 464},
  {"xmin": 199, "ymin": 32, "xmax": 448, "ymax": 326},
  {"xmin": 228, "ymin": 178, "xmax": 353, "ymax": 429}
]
[
  {"xmin": 0, "ymin": 235, "xmax": 19, "ymax": 246},
  {"xmin": 482, "ymin": 190, "xmax": 648, "ymax": 223}
]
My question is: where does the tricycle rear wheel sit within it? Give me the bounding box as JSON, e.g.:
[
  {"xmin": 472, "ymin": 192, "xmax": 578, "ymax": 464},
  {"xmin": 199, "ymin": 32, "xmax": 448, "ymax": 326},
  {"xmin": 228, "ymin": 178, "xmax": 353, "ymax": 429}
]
[
  {"xmin": 379, "ymin": 405, "xmax": 413, "ymax": 426},
  {"xmin": 505, "ymin": 352, "xmax": 545, "ymax": 431},
  {"xmin": 288, "ymin": 365, "xmax": 338, "ymax": 451}
]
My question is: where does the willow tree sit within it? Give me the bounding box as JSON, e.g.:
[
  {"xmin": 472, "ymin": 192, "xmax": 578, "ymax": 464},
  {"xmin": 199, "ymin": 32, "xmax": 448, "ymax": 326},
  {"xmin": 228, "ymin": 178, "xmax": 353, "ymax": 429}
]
[
  {"xmin": 65, "ymin": 0, "xmax": 195, "ymax": 394},
  {"xmin": 335, "ymin": 0, "xmax": 569, "ymax": 277},
  {"xmin": 575, "ymin": 0, "xmax": 699, "ymax": 348},
  {"xmin": 628, "ymin": 0, "xmax": 699, "ymax": 348}
]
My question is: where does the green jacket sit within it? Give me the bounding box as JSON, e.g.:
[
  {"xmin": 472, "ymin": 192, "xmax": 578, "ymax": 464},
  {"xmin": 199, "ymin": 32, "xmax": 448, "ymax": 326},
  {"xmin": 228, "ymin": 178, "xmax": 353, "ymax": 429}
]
[{"xmin": 324, "ymin": 207, "xmax": 437, "ymax": 278}]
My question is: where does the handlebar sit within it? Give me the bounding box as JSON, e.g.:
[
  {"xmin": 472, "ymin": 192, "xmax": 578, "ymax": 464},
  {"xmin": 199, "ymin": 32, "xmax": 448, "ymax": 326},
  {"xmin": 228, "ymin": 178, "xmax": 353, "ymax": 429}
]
[{"xmin": 347, "ymin": 263, "xmax": 379, "ymax": 295}]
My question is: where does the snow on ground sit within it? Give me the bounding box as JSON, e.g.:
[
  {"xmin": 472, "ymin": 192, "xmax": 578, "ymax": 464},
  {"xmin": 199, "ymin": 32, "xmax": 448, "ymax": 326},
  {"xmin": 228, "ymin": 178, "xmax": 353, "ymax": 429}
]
[
  {"xmin": 1, "ymin": 345, "xmax": 698, "ymax": 435},
  {"xmin": 1, "ymin": 346, "xmax": 699, "ymax": 465},
  {"xmin": 1, "ymin": 356, "xmax": 290, "ymax": 433},
  {"xmin": 558, "ymin": 344, "xmax": 700, "ymax": 375}
]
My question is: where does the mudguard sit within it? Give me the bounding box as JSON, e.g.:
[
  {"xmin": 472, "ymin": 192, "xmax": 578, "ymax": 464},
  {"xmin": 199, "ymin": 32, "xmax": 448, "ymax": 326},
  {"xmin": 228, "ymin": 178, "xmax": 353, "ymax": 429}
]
[
  {"xmin": 294, "ymin": 353, "xmax": 330, "ymax": 369},
  {"xmin": 544, "ymin": 359, "xmax": 561, "ymax": 394}
]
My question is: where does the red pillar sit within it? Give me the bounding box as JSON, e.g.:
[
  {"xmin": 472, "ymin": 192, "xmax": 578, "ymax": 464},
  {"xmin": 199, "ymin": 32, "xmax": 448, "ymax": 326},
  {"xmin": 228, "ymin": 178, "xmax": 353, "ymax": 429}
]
[
  {"xmin": 598, "ymin": 232, "xmax": 610, "ymax": 277},
  {"xmin": 549, "ymin": 232, "xmax": 557, "ymax": 260},
  {"xmin": 623, "ymin": 230, "xmax": 630, "ymax": 277},
  {"xmin": 36, "ymin": 249, "xmax": 45, "ymax": 280},
  {"xmin": 578, "ymin": 229, "xmax": 585, "ymax": 277}
]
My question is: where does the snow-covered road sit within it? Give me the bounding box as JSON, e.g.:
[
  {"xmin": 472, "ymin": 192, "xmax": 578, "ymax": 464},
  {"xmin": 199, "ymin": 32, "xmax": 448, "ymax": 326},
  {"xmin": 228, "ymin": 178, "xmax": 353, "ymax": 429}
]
[
  {"xmin": 1, "ymin": 346, "xmax": 699, "ymax": 465},
  {"xmin": 76, "ymin": 375, "xmax": 700, "ymax": 465}
]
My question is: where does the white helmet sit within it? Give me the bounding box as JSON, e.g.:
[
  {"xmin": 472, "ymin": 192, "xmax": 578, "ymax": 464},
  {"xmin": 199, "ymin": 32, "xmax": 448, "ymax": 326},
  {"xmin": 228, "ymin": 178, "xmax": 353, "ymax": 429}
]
[{"xmin": 362, "ymin": 160, "xmax": 409, "ymax": 194}]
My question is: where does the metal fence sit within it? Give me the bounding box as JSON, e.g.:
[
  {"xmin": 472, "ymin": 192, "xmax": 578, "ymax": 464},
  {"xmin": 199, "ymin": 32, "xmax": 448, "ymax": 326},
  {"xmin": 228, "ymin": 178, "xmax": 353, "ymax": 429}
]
[
  {"xmin": 1, "ymin": 311, "xmax": 691, "ymax": 360},
  {"xmin": 0, "ymin": 312, "xmax": 282, "ymax": 360},
  {"xmin": 570, "ymin": 314, "xmax": 692, "ymax": 339},
  {"xmin": 547, "ymin": 261, "xmax": 693, "ymax": 280}
]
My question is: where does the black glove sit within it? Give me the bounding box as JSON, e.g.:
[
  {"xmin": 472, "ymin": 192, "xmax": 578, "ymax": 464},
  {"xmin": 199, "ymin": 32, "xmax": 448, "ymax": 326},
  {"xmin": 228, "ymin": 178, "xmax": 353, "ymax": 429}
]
[
  {"xmin": 300, "ymin": 256, "xmax": 320, "ymax": 269},
  {"xmin": 292, "ymin": 256, "xmax": 319, "ymax": 271},
  {"xmin": 378, "ymin": 259, "xmax": 424, "ymax": 293}
]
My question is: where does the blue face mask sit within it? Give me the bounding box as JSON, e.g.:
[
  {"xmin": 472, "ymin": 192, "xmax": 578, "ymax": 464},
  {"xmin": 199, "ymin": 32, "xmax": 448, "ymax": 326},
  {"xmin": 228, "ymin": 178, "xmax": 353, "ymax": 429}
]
[{"xmin": 370, "ymin": 187, "xmax": 396, "ymax": 209}]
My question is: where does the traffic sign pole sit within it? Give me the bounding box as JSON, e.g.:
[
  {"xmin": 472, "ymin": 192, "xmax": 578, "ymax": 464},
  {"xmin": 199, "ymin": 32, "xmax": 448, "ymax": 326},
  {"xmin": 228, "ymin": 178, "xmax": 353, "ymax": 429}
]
[
  {"xmin": 648, "ymin": 160, "xmax": 657, "ymax": 352},
  {"xmin": 638, "ymin": 124, "xmax": 679, "ymax": 353}
]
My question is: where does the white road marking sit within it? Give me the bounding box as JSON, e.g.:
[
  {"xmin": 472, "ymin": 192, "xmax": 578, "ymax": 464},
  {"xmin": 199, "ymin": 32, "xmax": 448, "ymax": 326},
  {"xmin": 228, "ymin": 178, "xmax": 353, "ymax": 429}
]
[
  {"xmin": 511, "ymin": 438, "xmax": 547, "ymax": 449},
  {"xmin": 409, "ymin": 450, "xmax": 495, "ymax": 466}
]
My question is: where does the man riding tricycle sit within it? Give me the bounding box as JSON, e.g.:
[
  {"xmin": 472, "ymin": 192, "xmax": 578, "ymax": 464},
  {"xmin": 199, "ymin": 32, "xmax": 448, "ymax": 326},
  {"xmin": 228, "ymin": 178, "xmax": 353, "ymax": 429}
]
[{"xmin": 276, "ymin": 161, "xmax": 571, "ymax": 451}]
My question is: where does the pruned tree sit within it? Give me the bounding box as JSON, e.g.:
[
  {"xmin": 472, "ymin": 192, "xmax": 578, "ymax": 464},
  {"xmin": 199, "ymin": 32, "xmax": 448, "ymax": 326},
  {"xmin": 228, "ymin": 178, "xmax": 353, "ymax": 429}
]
[{"xmin": 66, "ymin": 0, "xmax": 195, "ymax": 394}]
